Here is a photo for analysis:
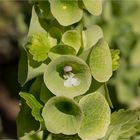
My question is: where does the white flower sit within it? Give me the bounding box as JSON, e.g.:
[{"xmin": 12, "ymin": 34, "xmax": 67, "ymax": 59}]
[{"xmin": 63, "ymin": 72, "xmax": 80, "ymax": 87}]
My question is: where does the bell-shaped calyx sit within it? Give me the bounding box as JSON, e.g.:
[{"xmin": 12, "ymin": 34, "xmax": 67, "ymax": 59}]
[
  {"xmin": 42, "ymin": 96, "xmax": 83, "ymax": 135},
  {"xmin": 49, "ymin": 0, "xmax": 83, "ymax": 26},
  {"xmin": 62, "ymin": 30, "xmax": 81, "ymax": 53},
  {"xmin": 44, "ymin": 55, "xmax": 92, "ymax": 98},
  {"xmin": 78, "ymin": 92, "xmax": 111, "ymax": 140},
  {"xmin": 84, "ymin": 25, "xmax": 103, "ymax": 49},
  {"xmin": 89, "ymin": 38, "xmax": 112, "ymax": 82}
]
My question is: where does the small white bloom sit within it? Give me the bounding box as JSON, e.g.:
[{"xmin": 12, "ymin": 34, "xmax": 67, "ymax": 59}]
[
  {"xmin": 63, "ymin": 73, "xmax": 80, "ymax": 87},
  {"xmin": 71, "ymin": 78, "xmax": 81, "ymax": 86}
]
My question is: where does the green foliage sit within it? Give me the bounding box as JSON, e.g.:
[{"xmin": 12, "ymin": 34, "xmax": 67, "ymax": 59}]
[
  {"xmin": 17, "ymin": 101, "xmax": 40, "ymax": 137},
  {"xmin": 100, "ymin": 109, "xmax": 140, "ymax": 140},
  {"xmin": 19, "ymin": 92, "xmax": 43, "ymax": 122}
]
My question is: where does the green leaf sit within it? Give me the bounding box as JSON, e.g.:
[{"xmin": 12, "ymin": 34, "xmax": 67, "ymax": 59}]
[
  {"xmin": 17, "ymin": 101, "xmax": 40, "ymax": 137},
  {"xmin": 89, "ymin": 38, "xmax": 112, "ymax": 82},
  {"xmin": 48, "ymin": 45, "xmax": 76, "ymax": 60},
  {"xmin": 85, "ymin": 25, "xmax": 103, "ymax": 49},
  {"xmin": 78, "ymin": 92, "xmax": 110, "ymax": 140},
  {"xmin": 111, "ymin": 49, "xmax": 120, "ymax": 71},
  {"xmin": 19, "ymin": 92, "xmax": 43, "ymax": 122},
  {"xmin": 62, "ymin": 30, "xmax": 81, "ymax": 53},
  {"xmin": 82, "ymin": 0, "xmax": 102, "ymax": 16},
  {"xmin": 49, "ymin": 0, "xmax": 83, "ymax": 26},
  {"xmin": 18, "ymin": 48, "xmax": 47, "ymax": 86},
  {"xmin": 42, "ymin": 96, "xmax": 83, "ymax": 135},
  {"xmin": 111, "ymin": 110, "xmax": 139, "ymax": 126},
  {"xmin": 119, "ymin": 127, "xmax": 137, "ymax": 139},
  {"xmin": 29, "ymin": 32, "xmax": 51, "ymax": 62},
  {"xmin": 100, "ymin": 109, "xmax": 140, "ymax": 140},
  {"xmin": 44, "ymin": 55, "xmax": 92, "ymax": 98}
]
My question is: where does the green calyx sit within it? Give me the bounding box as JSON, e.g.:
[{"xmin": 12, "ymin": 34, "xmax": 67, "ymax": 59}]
[
  {"xmin": 49, "ymin": 0, "xmax": 83, "ymax": 26},
  {"xmin": 62, "ymin": 30, "xmax": 81, "ymax": 53},
  {"xmin": 44, "ymin": 55, "xmax": 92, "ymax": 98},
  {"xmin": 89, "ymin": 38, "xmax": 112, "ymax": 82},
  {"xmin": 42, "ymin": 96, "xmax": 83, "ymax": 135}
]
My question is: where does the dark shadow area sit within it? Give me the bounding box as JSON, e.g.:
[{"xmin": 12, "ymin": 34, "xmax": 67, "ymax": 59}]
[{"xmin": 0, "ymin": 0, "xmax": 32, "ymax": 139}]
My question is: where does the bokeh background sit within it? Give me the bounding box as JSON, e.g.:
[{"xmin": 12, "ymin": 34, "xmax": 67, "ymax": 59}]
[
  {"xmin": 0, "ymin": 0, "xmax": 140, "ymax": 139},
  {"xmin": 0, "ymin": 0, "xmax": 31, "ymax": 139}
]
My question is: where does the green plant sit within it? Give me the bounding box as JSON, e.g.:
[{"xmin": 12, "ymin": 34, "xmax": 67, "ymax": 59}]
[{"xmin": 17, "ymin": 0, "xmax": 140, "ymax": 140}]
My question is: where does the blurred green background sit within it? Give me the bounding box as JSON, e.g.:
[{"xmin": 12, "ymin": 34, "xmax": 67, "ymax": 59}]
[{"xmin": 0, "ymin": 0, "xmax": 140, "ymax": 139}]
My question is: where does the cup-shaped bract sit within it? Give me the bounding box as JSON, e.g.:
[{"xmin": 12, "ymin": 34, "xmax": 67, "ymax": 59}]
[
  {"xmin": 78, "ymin": 92, "xmax": 110, "ymax": 140},
  {"xmin": 62, "ymin": 30, "xmax": 81, "ymax": 53},
  {"xmin": 44, "ymin": 55, "xmax": 92, "ymax": 98},
  {"xmin": 49, "ymin": 0, "xmax": 83, "ymax": 26},
  {"xmin": 89, "ymin": 38, "xmax": 112, "ymax": 82},
  {"xmin": 85, "ymin": 25, "xmax": 103, "ymax": 49},
  {"xmin": 42, "ymin": 96, "xmax": 83, "ymax": 135}
]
